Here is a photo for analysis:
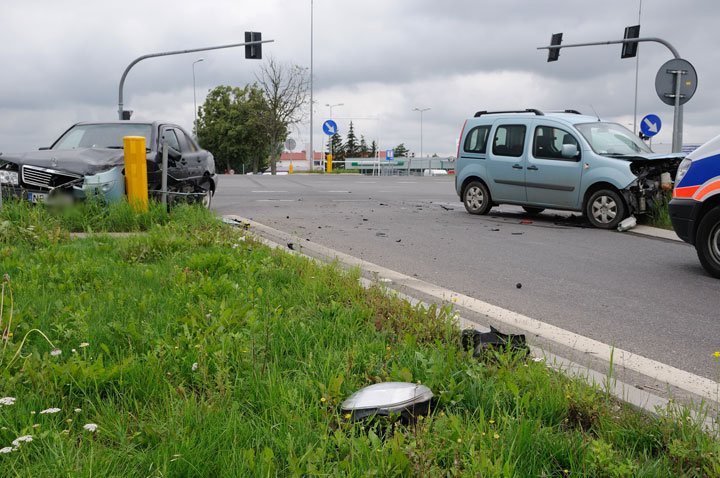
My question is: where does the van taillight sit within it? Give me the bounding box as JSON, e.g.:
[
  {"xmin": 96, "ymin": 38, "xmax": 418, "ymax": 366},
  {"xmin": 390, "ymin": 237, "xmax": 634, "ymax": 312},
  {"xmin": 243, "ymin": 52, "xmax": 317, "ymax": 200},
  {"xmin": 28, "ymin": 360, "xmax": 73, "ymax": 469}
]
[{"xmin": 456, "ymin": 120, "xmax": 467, "ymax": 159}]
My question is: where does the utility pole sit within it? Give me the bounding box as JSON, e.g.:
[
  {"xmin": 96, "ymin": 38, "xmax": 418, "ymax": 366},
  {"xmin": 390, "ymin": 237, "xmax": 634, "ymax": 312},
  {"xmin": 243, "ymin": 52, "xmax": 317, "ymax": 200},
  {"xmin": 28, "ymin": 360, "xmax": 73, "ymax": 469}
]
[
  {"xmin": 309, "ymin": 0, "xmax": 314, "ymax": 171},
  {"xmin": 192, "ymin": 58, "xmax": 204, "ymax": 138},
  {"xmin": 413, "ymin": 107, "xmax": 430, "ymax": 159}
]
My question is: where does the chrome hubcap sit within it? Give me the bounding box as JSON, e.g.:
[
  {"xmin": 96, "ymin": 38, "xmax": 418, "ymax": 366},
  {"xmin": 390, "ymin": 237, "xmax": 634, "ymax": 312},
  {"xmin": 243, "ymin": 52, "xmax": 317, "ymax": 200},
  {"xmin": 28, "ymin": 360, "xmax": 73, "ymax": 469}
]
[
  {"xmin": 466, "ymin": 186, "xmax": 484, "ymax": 210},
  {"xmin": 591, "ymin": 195, "xmax": 617, "ymax": 223}
]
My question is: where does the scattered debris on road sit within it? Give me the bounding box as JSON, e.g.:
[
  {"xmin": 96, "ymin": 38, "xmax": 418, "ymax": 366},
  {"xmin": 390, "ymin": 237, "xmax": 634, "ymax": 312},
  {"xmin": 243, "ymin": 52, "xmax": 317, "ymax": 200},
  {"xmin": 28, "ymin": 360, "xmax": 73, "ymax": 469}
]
[
  {"xmin": 461, "ymin": 326, "xmax": 529, "ymax": 358},
  {"xmin": 516, "ymin": 283, "xmax": 522, "ymax": 289},
  {"xmin": 617, "ymin": 216, "xmax": 637, "ymax": 232},
  {"xmin": 287, "ymin": 243, "xmax": 295, "ymax": 250}
]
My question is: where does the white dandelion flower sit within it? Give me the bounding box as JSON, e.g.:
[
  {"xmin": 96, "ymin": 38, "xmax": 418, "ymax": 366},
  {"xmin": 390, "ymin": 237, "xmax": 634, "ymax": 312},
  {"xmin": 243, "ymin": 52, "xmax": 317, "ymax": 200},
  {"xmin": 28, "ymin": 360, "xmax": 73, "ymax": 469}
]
[
  {"xmin": 32, "ymin": 424, "xmax": 40, "ymax": 428},
  {"xmin": 74, "ymin": 408, "xmax": 82, "ymax": 413},
  {"xmin": 72, "ymin": 349, "xmax": 77, "ymax": 353},
  {"xmin": 50, "ymin": 348, "xmax": 62, "ymax": 357},
  {"xmin": 11, "ymin": 435, "xmax": 32, "ymax": 447},
  {"xmin": 191, "ymin": 362, "xmax": 199, "ymax": 371},
  {"xmin": 39, "ymin": 408, "xmax": 61, "ymax": 414},
  {"xmin": 0, "ymin": 447, "xmax": 13, "ymax": 454},
  {"xmin": 0, "ymin": 397, "xmax": 16, "ymax": 406},
  {"xmin": 83, "ymin": 423, "xmax": 98, "ymax": 432},
  {"xmin": 79, "ymin": 342, "xmax": 89, "ymax": 348}
]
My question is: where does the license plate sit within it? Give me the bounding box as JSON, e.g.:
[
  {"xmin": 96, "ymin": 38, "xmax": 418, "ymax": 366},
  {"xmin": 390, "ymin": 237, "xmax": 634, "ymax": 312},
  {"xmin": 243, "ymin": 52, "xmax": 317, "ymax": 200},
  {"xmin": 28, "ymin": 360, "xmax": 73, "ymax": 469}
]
[{"xmin": 28, "ymin": 192, "xmax": 47, "ymax": 203}]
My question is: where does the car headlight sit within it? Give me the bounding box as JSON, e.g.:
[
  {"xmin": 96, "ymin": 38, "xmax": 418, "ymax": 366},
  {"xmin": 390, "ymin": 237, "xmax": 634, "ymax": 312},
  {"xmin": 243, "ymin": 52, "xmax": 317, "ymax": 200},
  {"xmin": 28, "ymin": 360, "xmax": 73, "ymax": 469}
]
[
  {"xmin": 0, "ymin": 170, "xmax": 19, "ymax": 185},
  {"xmin": 675, "ymin": 158, "xmax": 692, "ymax": 185}
]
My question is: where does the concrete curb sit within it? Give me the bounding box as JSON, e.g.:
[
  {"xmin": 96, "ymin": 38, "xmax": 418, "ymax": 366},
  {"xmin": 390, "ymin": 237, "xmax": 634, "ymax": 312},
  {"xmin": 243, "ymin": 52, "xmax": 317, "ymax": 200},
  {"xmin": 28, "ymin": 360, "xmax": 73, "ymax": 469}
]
[{"xmin": 626, "ymin": 225, "xmax": 683, "ymax": 242}]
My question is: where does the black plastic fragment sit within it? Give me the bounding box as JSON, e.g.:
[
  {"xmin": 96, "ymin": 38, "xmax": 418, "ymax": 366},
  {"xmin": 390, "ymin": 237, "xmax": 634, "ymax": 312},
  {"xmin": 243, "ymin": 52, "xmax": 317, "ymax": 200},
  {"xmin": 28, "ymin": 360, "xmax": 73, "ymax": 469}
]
[{"xmin": 461, "ymin": 326, "xmax": 529, "ymax": 357}]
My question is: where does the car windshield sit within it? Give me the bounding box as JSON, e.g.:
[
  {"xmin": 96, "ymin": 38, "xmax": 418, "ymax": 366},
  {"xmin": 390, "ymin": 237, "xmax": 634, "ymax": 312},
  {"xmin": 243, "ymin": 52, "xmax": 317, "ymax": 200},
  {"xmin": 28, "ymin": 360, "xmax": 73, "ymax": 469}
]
[
  {"xmin": 52, "ymin": 124, "xmax": 153, "ymax": 150},
  {"xmin": 575, "ymin": 122, "xmax": 652, "ymax": 155}
]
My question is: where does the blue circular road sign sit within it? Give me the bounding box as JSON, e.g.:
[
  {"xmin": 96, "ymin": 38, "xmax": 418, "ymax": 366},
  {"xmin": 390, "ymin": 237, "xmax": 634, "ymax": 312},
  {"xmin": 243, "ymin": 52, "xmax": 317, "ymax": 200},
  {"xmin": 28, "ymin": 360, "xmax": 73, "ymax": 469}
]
[
  {"xmin": 322, "ymin": 120, "xmax": 338, "ymax": 136},
  {"xmin": 640, "ymin": 114, "xmax": 661, "ymax": 137}
]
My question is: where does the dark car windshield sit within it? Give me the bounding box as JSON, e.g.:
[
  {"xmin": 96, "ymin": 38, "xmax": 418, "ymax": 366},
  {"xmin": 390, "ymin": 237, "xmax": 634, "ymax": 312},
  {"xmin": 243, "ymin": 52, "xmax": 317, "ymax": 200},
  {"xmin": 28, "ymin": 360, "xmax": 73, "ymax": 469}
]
[
  {"xmin": 575, "ymin": 122, "xmax": 652, "ymax": 155},
  {"xmin": 52, "ymin": 124, "xmax": 153, "ymax": 150}
]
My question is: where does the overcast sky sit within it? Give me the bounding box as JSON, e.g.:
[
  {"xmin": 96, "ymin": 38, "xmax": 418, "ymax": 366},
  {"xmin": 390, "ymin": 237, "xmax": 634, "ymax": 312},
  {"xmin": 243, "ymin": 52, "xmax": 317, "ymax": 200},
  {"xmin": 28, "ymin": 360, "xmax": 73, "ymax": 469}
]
[{"xmin": 1, "ymin": 0, "xmax": 718, "ymax": 156}]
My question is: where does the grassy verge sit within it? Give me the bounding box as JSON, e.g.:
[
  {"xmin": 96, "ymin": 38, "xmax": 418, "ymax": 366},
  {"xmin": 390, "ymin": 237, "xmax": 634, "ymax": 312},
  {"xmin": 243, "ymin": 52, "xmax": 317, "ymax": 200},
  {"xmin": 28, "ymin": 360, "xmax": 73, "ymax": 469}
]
[
  {"xmin": 640, "ymin": 192, "xmax": 674, "ymax": 230},
  {"xmin": 0, "ymin": 200, "xmax": 718, "ymax": 476}
]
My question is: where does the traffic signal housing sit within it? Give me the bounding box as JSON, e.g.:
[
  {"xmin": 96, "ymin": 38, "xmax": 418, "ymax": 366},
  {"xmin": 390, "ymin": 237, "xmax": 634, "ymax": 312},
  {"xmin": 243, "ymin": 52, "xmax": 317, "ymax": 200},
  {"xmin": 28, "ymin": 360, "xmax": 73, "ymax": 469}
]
[
  {"xmin": 621, "ymin": 25, "xmax": 640, "ymax": 59},
  {"xmin": 547, "ymin": 33, "xmax": 563, "ymax": 62},
  {"xmin": 245, "ymin": 31, "xmax": 262, "ymax": 60}
]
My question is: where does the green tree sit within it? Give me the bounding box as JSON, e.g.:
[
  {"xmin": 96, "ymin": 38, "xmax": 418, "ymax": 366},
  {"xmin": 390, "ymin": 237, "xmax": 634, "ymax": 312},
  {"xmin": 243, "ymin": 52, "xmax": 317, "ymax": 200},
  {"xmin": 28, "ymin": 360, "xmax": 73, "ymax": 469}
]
[
  {"xmin": 394, "ymin": 143, "xmax": 409, "ymax": 157},
  {"xmin": 370, "ymin": 140, "xmax": 377, "ymax": 158},
  {"xmin": 196, "ymin": 84, "xmax": 269, "ymax": 174},
  {"xmin": 256, "ymin": 57, "xmax": 310, "ymax": 174},
  {"xmin": 359, "ymin": 135, "xmax": 369, "ymax": 157},
  {"xmin": 344, "ymin": 121, "xmax": 358, "ymax": 157},
  {"xmin": 328, "ymin": 132, "xmax": 343, "ymax": 159}
]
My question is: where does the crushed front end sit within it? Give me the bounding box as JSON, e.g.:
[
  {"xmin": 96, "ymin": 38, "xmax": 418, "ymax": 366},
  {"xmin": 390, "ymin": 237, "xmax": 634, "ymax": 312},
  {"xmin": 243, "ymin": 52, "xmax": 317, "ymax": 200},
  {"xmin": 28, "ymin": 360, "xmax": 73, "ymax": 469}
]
[{"xmin": 622, "ymin": 155, "xmax": 683, "ymax": 215}]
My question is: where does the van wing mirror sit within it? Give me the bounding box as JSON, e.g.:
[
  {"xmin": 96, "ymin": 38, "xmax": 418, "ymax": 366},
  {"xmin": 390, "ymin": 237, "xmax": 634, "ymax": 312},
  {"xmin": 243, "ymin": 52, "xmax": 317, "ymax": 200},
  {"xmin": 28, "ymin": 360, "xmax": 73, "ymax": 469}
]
[{"xmin": 561, "ymin": 144, "xmax": 579, "ymax": 159}]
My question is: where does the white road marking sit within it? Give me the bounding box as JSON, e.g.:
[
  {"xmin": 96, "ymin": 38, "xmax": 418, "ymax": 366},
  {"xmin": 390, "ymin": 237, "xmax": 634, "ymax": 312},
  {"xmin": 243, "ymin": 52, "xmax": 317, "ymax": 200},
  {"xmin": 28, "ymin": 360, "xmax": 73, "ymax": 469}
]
[
  {"xmin": 398, "ymin": 181, "xmax": 417, "ymax": 184},
  {"xmin": 255, "ymin": 199, "xmax": 293, "ymax": 202},
  {"xmin": 252, "ymin": 190, "xmax": 289, "ymax": 193},
  {"xmin": 227, "ymin": 214, "xmax": 720, "ymax": 405},
  {"xmin": 326, "ymin": 190, "xmax": 350, "ymax": 193}
]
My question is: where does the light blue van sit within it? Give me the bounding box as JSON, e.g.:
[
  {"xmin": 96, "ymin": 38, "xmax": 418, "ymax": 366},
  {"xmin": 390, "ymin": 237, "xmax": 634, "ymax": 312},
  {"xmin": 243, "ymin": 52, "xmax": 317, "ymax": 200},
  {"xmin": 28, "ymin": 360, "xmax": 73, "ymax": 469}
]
[{"xmin": 455, "ymin": 109, "xmax": 683, "ymax": 228}]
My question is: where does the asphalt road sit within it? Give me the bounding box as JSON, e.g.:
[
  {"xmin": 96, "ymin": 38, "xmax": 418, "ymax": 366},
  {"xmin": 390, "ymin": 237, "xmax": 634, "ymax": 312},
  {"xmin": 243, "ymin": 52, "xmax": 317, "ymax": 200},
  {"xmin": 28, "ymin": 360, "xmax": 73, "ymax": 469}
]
[{"xmin": 214, "ymin": 174, "xmax": 720, "ymax": 380}]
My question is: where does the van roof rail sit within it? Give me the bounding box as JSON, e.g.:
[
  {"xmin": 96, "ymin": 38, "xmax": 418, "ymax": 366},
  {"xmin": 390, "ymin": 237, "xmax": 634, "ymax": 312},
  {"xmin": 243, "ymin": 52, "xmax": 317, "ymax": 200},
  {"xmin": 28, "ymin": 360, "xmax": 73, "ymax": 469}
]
[
  {"xmin": 558, "ymin": 109, "xmax": 582, "ymax": 114},
  {"xmin": 473, "ymin": 109, "xmax": 544, "ymax": 117}
]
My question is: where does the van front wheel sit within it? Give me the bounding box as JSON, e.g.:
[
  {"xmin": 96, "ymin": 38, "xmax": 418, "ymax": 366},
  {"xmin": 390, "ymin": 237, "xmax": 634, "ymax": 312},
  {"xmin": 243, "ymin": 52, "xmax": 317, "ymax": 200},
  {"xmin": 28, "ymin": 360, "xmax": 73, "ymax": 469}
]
[
  {"xmin": 463, "ymin": 181, "xmax": 492, "ymax": 215},
  {"xmin": 695, "ymin": 206, "xmax": 720, "ymax": 279},
  {"xmin": 585, "ymin": 189, "xmax": 626, "ymax": 229}
]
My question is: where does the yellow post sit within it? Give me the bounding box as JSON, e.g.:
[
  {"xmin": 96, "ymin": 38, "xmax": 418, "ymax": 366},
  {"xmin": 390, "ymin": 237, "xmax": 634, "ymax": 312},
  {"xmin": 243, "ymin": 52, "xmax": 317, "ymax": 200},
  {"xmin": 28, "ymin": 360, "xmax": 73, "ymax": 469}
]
[
  {"xmin": 289, "ymin": 164, "xmax": 294, "ymax": 174},
  {"xmin": 123, "ymin": 136, "xmax": 148, "ymax": 211},
  {"xmin": 326, "ymin": 154, "xmax": 333, "ymax": 173}
]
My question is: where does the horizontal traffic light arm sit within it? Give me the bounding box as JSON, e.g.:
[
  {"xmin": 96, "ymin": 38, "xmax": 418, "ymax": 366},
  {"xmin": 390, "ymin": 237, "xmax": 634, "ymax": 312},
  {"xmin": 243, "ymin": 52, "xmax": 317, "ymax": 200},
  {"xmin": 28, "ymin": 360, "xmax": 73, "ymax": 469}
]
[
  {"xmin": 537, "ymin": 37, "xmax": 679, "ymax": 60},
  {"xmin": 118, "ymin": 38, "xmax": 275, "ymax": 120}
]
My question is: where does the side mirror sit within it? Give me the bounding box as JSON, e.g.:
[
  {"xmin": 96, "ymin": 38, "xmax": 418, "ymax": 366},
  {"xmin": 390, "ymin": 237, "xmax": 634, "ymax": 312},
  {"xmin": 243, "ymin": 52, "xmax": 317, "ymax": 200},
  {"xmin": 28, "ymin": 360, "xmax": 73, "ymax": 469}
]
[
  {"xmin": 561, "ymin": 144, "xmax": 579, "ymax": 159},
  {"xmin": 167, "ymin": 147, "xmax": 181, "ymax": 161}
]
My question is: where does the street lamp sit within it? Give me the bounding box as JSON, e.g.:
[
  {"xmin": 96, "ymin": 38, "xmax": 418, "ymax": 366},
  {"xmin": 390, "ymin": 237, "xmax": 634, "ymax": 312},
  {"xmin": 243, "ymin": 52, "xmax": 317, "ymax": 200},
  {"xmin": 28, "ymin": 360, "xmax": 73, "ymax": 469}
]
[
  {"xmin": 412, "ymin": 107, "xmax": 431, "ymax": 159},
  {"xmin": 192, "ymin": 58, "xmax": 205, "ymax": 138},
  {"xmin": 325, "ymin": 103, "xmax": 343, "ymax": 160}
]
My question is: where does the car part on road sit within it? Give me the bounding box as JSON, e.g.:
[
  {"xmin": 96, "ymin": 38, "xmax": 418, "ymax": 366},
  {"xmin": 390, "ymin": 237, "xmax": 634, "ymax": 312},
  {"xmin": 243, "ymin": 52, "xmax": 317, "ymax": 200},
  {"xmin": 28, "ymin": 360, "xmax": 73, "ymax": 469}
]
[
  {"xmin": 617, "ymin": 216, "xmax": 637, "ymax": 232},
  {"xmin": 585, "ymin": 189, "xmax": 626, "ymax": 229},
  {"xmin": 341, "ymin": 382, "xmax": 433, "ymax": 422},
  {"xmin": 463, "ymin": 180, "xmax": 491, "ymax": 215},
  {"xmin": 695, "ymin": 206, "xmax": 720, "ymax": 278},
  {"xmin": 461, "ymin": 326, "xmax": 529, "ymax": 358}
]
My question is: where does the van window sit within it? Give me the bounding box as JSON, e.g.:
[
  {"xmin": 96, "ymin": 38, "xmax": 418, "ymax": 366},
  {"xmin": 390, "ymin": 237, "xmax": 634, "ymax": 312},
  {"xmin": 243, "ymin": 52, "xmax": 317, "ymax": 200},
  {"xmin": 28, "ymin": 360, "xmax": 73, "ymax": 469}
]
[
  {"xmin": 492, "ymin": 125, "xmax": 526, "ymax": 157},
  {"xmin": 463, "ymin": 126, "xmax": 491, "ymax": 154},
  {"xmin": 533, "ymin": 126, "xmax": 580, "ymax": 160}
]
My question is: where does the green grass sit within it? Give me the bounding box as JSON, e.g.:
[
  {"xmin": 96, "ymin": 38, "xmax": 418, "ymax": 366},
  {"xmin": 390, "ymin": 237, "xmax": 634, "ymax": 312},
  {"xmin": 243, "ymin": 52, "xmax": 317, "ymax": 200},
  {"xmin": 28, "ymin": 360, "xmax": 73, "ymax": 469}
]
[
  {"xmin": 0, "ymin": 200, "xmax": 718, "ymax": 476},
  {"xmin": 641, "ymin": 192, "xmax": 674, "ymax": 230}
]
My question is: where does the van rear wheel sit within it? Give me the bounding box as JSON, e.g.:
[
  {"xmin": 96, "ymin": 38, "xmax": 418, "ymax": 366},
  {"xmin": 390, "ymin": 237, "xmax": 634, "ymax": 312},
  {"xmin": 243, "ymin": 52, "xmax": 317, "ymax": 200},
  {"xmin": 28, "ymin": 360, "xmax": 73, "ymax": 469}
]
[
  {"xmin": 463, "ymin": 181, "xmax": 492, "ymax": 215},
  {"xmin": 585, "ymin": 189, "xmax": 626, "ymax": 229},
  {"xmin": 695, "ymin": 206, "xmax": 720, "ymax": 279}
]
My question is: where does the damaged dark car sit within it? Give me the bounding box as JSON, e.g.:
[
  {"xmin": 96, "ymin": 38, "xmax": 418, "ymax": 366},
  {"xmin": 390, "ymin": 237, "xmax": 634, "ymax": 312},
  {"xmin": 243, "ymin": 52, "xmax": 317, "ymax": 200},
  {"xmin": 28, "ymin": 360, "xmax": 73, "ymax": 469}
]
[{"xmin": 0, "ymin": 121, "xmax": 217, "ymax": 207}]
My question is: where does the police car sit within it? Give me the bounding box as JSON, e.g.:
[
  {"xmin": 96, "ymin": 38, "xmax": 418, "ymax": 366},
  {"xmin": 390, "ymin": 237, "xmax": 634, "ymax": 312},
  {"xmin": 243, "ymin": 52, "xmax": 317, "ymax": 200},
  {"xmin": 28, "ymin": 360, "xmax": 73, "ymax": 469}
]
[{"xmin": 669, "ymin": 135, "xmax": 720, "ymax": 278}]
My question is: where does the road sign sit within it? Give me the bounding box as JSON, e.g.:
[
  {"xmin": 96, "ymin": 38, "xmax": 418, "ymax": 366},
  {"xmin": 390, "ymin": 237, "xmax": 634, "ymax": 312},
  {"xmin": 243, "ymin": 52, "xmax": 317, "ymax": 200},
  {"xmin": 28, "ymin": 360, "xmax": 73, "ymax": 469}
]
[
  {"xmin": 285, "ymin": 138, "xmax": 296, "ymax": 151},
  {"xmin": 655, "ymin": 58, "xmax": 698, "ymax": 106},
  {"xmin": 323, "ymin": 120, "xmax": 338, "ymax": 136},
  {"xmin": 386, "ymin": 149, "xmax": 394, "ymax": 161},
  {"xmin": 640, "ymin": 114, "xmax": 661, "ymax": 137}
]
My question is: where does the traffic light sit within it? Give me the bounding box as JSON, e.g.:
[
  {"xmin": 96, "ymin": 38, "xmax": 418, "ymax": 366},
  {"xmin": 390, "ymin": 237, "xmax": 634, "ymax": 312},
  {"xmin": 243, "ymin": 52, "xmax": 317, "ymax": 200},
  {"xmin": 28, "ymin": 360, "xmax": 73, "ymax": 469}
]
[
  {"xmin": 621, "ymin": 25, "xmax": 640, "ymax": 59},
  {"xmin": 244, "ymin": 31, "xmax": 262, "ymax": 60},
  {"xmin": 547, "ymin": 33, "xmax": 563, "ymax": 62}
]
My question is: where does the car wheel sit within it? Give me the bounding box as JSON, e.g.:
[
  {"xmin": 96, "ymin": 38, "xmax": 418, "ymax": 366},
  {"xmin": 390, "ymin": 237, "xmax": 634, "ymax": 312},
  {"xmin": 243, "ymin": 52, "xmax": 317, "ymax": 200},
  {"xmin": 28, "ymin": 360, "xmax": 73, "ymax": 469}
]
[
  {"xmin": 585, "ymin": 189, "xmax": 626, "ymax": 229},
  {"xmin": 201, "ymin": 188, "xmax": 213, "ymax": 210},
  {"xmin": 463, "ymin": 181, "xmax": 492, "ymax": 215},
  {"xmin": 695, "ymin": 206, "xmax": 720, "ymax": 279},
  {"xmin": 522, "ymin": 206, "xmax": 545, "ymax": 215}
]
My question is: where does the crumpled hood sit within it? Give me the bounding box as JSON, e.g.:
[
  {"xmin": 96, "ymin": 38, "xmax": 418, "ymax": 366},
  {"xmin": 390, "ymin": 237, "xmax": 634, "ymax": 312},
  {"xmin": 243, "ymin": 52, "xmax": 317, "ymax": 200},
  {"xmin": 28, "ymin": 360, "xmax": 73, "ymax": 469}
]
[
  {"xmin": 608, "ymin": 152, "xmax": 685, "ymax": 162},
  {"xmin": 0, "ymin": 148, "xmax": 128, "ymax": 175}
]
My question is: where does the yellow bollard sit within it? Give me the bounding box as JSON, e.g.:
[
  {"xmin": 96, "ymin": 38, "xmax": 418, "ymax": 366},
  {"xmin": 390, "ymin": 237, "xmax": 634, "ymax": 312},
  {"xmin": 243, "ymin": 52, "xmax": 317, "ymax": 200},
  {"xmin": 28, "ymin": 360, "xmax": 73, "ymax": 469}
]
[
  {"xmin": 123, "ymin": 136, "xmax": 148, "ymax": 211},
  {"xmin": 326, "ymin": 154, "xmax": 333, "ymax": 173},
  {"xmin": 289, "ymin": 164, "xmax": 294, "ymax": 174}
]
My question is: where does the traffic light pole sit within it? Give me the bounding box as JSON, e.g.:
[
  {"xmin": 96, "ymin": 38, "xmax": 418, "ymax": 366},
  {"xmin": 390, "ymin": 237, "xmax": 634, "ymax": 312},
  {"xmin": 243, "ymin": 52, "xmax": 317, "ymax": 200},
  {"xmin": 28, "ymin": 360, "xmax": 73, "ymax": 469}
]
[
  {"xmin": 538, "ymin": 37, "xmax": 686, "ymax": 152},
  {"xmin": 117, "ymin": 39, "xmax": 274, "ymax": 120}
]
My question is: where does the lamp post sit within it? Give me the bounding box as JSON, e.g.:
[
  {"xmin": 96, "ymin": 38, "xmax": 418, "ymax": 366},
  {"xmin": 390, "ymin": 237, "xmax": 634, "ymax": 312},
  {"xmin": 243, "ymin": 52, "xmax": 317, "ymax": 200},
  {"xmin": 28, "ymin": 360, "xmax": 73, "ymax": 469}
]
[
  {"xmin": 192, "ymin": 58, "xmax": 204, "ymax": 138},
  {"xmin": 412, "ymin": 107, "xmax": 431, "ymax": 159},
  {"xmin": 326, "ymin": 103, "xmax": 343, "ymax": 160}
]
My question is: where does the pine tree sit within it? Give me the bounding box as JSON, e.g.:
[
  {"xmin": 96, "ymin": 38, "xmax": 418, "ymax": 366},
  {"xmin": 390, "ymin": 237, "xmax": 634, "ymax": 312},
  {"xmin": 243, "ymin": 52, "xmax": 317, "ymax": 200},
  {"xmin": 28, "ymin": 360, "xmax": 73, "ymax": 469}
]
[
  {"xmin": 394, "ymin": 143, "xmax": 409, "ymax": 157},
  {"xmin": 370, "ymin": 140, "xmax": 377, "ymax": 157},
  {"xmin": 328, "ymin": 132, "xmax": 343, "ymax": 158},
  {"xmin": 344, "ymin": 121, "xmax": 358, "ymax": 157},
  {"xmin": 359, "ymin": 135, "xmax": 369, "ymax": 157}
]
